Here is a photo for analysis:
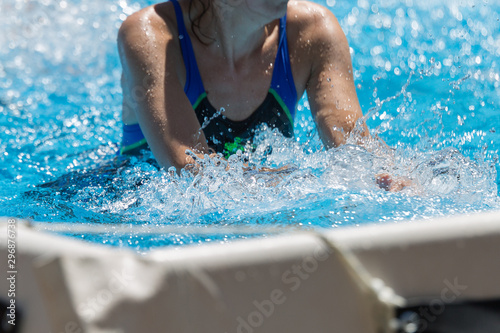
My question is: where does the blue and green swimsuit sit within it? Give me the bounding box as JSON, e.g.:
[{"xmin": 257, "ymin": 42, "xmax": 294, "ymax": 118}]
[{"xmin": 120, "ymin": 0, "xmax": 298, "ymax": 157}]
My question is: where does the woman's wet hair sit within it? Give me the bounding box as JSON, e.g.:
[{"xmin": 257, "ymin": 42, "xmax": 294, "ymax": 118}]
[{"xmin": 188, "ymin": 0, "xmax": 215, "ymax": 44}]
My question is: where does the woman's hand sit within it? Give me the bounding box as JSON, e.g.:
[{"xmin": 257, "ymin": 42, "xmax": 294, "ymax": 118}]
[{"xmin": 375, "ymin": 173, "xmax": 413, "ymax": 192}]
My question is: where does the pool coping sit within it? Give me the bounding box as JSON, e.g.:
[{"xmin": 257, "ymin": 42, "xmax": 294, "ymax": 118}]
[{"xmin": 1, "ymin": 211, "xmax": 500, "ymax": 332}]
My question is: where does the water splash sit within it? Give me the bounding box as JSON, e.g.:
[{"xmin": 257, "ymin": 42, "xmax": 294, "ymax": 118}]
[{"xmin": 0, "ymin": 0, "xmax": 499, "ymax": 250}]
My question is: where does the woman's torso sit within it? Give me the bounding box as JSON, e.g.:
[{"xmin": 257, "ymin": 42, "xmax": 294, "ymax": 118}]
[{"xmin": 121, "ymin": 0, "xmax": 312, "ymax": 155}]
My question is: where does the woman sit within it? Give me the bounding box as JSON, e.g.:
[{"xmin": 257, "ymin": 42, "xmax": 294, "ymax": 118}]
[{"xmin": 118, "ymin": 0, "xmax": 365, "ymax": 170}]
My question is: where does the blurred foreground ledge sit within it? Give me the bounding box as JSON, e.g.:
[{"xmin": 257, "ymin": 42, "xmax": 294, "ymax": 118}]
[{"xmin": 1, "ymin": 211, "xmax": 500, "ymax": 333}]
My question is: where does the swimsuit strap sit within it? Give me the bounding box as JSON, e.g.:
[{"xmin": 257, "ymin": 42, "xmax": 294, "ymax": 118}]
[
  {"xmin": 270, "ymin": 15, "xmax": 298, "ymax": 119},
  {"xmin": 170, "ymin": 0, "xmax": 206, "ymax": 106}
]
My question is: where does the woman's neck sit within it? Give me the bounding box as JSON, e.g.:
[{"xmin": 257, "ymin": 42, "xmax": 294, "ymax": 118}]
[{"xmin": 191, "ymin": 0, "xmax": 275, "ymax": 66}]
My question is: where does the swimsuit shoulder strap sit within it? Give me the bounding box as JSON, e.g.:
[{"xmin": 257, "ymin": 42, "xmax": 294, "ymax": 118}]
[
  {"xmin": 170, "ymin": 0, "xmax": 206, "ymax": 106},
  {"xmin": 270, "ymin": 15, "xmax": 298, "ymax": 119}
]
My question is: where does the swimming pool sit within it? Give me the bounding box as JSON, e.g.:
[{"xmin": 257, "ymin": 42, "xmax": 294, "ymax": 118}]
[{"xmin": 1, "ymin": 0, "xmax": 499, "ymax": 251}]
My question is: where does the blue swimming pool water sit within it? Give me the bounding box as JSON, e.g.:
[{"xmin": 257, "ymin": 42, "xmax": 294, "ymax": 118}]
[{"xmin": 1, "ymin": 0, "xmax": 499, "ymax": 250}]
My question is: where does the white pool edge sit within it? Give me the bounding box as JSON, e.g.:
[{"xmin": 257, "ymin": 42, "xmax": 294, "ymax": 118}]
[{"xmin": 1, "ymin": 210, "xmax": 499, "ymax": 332}]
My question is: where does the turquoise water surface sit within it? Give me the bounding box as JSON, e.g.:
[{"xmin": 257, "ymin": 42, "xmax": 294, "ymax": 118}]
[{"xmin": 1, "ymin": 0, "xmax": 499, "ymax": 250}]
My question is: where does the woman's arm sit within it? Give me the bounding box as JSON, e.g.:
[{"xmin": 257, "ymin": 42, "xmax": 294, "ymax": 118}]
[
  {"xmin": 297, "ymin": 3, "xmax": 412, "ymax": 191},
  {"xmin": 118, "ymin": 5, "xmax": 211, "ymax": 171},
  {"xmin": 301, "ymin": 3, "xmax": 367, "ymax": 148}
]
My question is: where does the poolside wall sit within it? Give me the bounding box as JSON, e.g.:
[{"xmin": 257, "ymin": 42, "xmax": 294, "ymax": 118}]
[{"xmin": 1, "ymin": 211, "xmax": 500, "ymax": 332}]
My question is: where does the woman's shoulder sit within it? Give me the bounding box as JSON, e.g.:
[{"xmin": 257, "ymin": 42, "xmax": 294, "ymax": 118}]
[
  {"xmin": 287, "ymin": 1, "xmax": 344, "ymax": 43},
  {"xmin": 285, "ymin": 1, "xmax": 351, "ymax": 92},
  {"xmin": 118, "ymin": 2, "xmax": 177, "ymax": 53}
]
